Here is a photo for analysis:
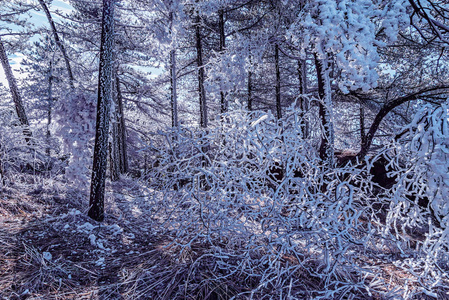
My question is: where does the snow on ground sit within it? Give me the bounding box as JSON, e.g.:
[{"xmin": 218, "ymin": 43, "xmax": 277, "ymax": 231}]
[{"xmin": 1, "ymin": 174, "xmax": 448, "ymax": 299}]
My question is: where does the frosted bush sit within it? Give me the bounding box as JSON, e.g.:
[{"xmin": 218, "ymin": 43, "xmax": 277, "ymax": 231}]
[
  {"xmin": 144, "ymin": 104, "xmax": 408, "ymax": 298},
  {"xmin": 53, "ymin": 92, "xmax": 96, "ymax": 187}
]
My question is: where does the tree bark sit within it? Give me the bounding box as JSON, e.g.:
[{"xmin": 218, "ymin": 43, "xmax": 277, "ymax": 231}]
[
  {"xmin": 46, "ymin": 60, "xmax": 53, "ymax": 156},
  {"xmin": 359, "ymin": 103, "xmax": 365, "ymax": 149},
  {"xmin": 169, "ymin": 9, "xmax": 178, "ymax": 129},
  {"xmin": 0, "ymin": 37, "xmax": 32, "ymax": 143},
  {"xmin": 38, "ymin": 0, "xmax": 75, "ymax": 89},
  {"xmin": 275, "ymin": 43, "xmax": 282, "ymax": 119},
  {"xmin": 298, "ymin": 59, "xmax": 309, "ymax": 138},
  {"xmin": 170, "ymin": 50, "xmax": 178, "ymax": 128},
  {"xmin": 196, "ymin": 14, "xmax": 207, "ymax": 128},
  {"xmin": 247, "ymin": 45, "xmax": 253, "ymax": 111},
  {"xmin": 315, "ymin": 54, "xmax": 334, "ymax": 166},
  {"xmin": 89, "ymin": 0, "xmax": 115, "ymax": 222},
  {"xmin": 115, "ymin": 73, "xmax": 128, "ymax": 173},
  {"xmin": 248, "ymin": 69, "xmax": 253, "ymax": 111},
  {"xmin": 219, "ymin": 9, "xmax": 227, "ymax": 114}
]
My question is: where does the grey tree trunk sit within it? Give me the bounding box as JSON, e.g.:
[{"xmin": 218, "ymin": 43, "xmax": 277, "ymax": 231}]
[
  {"xmin": 0, "ymin": 37, "xmax": 32, "ymax": 143},
  {"xmin": 89, "ymin": 0, "xmax": 115, "ymax": 222},
  {"xmin": 38, "ymin": 0, "xmax": 75, "ymax": 89},
  {"xmin": 196, "ymin": 14, "xmax": 207, "ymax": 128},
  {"xmin": 219, "ymin": 9, "xmax": 227, "ymax": 114},
  {"xmin": 275, "ymin": 44, "xmax": 282, "ymax": 119},
  {"xmin": 315, "ymin": 55, "xmax": 334, "ymax": 167}
]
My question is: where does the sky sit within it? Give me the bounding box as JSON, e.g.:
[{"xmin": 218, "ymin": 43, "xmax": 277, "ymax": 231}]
[{"xmin": 0, "ymin": 0, "xmax": 73, "ymax": 88}]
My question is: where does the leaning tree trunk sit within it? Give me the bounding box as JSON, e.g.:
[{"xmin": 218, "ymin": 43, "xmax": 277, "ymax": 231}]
[
  {"xmin": 196, "ymin": 14, "xmax": 207, "ymax": 128},
  {"xmin": 38, "ymin": 0, "xmax": 74, "ymax": 89},
  {"xmin": 0, "ymin": 37, "xmax": 32, "ymax": 143},
  {"xmin": 315, "ymin": 54, "xmax": 334, "ymax": 167},
  {"xmin": 89, "ymin": 0, "xmax": 115, "ymax": 222},
  {"xmin": 275, "ymin": 43, "xmax": 282, "ymax": 119}
]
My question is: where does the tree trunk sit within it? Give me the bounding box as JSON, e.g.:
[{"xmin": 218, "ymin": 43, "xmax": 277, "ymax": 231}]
[
  {"xmin": 170, "ymin": 50, "xmax": 178, "ymax": 128},
  {"xmin": 109, "ymin": 73, "xmax": 120, "ymax": 182},
  {"xmin": 38, "ymin": 0, "xmax": 75, "ymax": 89},
  {"xmin": 219, "ymin": 9, "xmax": 227, "ymax": 114},
  {"xmin": 169, "ymin": 10, "xmax": 178, "ymax": 129},
  {"xmin": 46, "ymin": 61, "xmax": 53, "ymax": 156},
  {"xmin": 357, "ymin": 88, "xmax": 432, "ymax": 160},
  {"xmin": 298, "ymin": 59, "xmax": 309, "ymax": 138},
  {"xmin": 315, "ymin": 54, "xmax": 334, "ymax": 166},
  {"xmin": 0, "ymin": 37, "xmax": 32, "ymax": 143},
  {"xmin": 360, "ymin": 103, "xmax": 365, "ymax": 149},
  {"xmin": 89, "ymin": 0, "xmax": 115, "ymax": 222},
  {"xmin": 275, "ymin": 44, "xmax": 282, "ymax": 119},
  {"xmin": 247, "ymin": 46, "xmax": 253, "ymax": 111},
  {"xmin": 248, "ymin": 69, "xmax": 253, "ymax": 111},
  {"xmin": 115, "ymin": 73, "xmax": 128, "ymax": 173},
  {"xmin": 196, "ymin": 14, "xmax": 207, "ymax": 128}
]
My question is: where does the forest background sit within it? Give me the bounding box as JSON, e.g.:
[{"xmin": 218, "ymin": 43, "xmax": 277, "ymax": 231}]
[{"xmin": 0, "ymin": 0, "xmax": 449, "ymax": 299}]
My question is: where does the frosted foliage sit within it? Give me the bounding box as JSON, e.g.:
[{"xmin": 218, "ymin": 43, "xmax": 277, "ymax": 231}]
[
  {"xmin": 380, "ymin": 0, "xmax": 411, "ymax": 42},
  {"xmin": 53, "ymin": 93, "xmax": 96, "ymax": 187},
  {"xmin": 381, "ymin": 100, "xmax": 449, "ymax": 275},
  {"xmin": 207, "ymin": 46, "xmax": 247, "ymax": 94},
  {"xmin": 140, "ymin": 103, "xmax": 448, "ymax": 297},
  {"xmin": 288, "ymin": 0, "xmax": 410, "ymax": 93}
]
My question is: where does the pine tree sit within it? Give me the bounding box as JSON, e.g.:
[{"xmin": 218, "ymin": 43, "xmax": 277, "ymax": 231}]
[{"xmin": 89, "ymin": 0, "xmax": 116, "ymax": 222}]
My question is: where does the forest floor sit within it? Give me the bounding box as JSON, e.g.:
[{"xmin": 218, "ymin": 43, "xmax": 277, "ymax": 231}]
[
  {"xmin": 0, "ymin": 175, "xmax": 179, "ymax": 299},
  {"xmin": 0, "ymin": 175, "xmax": 448, "ymax": 299}
]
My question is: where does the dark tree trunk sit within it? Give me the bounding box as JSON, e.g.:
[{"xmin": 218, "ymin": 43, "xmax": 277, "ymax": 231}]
[
  {"xmin": 315, "ymin": 55, "xmax": 334, "ymax": 166},
  {"xmin": 169, "ymin": 10, "xmax": 178, "ymax": 128},
  {"xmin": 248, "ymin": 69, "xmax": 253, "ymax": 111},
  {"xmin": 0, "ymin": 37, "xmax": 32, "ymax": 143},
  {"xmin": 170, "ymin": 50, "xmax": 178, "ymax": 128},
  {"xmin": 115, "ymin": 73, "xmax": 128, "ymax": 174},
  {"xmin": 38, "ymin": 0, "xmax": 75, "ymax": 89},
  {"xmin": 219, "ymin": 9, "xmax": 227, "ymax": 114},
  {"xmin": 46, "ymin": 61, "xmax": 53, "ymax": 156},
  {"xmin": 196, "ymin": 14, "xmax": 207, "ymax": 128},
  {"xmin": 298, "ymin": 59, "xmax": 309, "ymax": 138},
  {"xmin": 356, "ymin": 87, "xmax": 440, "ymax": 160},
  {"xmin": 275, "ymin": 44, "xmax": 282, "ymax": 119},
  {"xmin": 247, "ymin": 47, "xmax": 253, "ymax": 111},
  {"xmin": 109, "ymin": 73, "xmax": 120, "ymax": 182},
  {"xmin": 89, "ymin": 0, "xmax": 115, "ymax": 222},
  {"xmin": 360, "ymin": 103, "xmax": 365, "ymax": 149}
]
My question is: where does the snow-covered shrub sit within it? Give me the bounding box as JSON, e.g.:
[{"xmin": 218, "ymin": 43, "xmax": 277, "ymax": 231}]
[
  {"xmin": 53, "ymin": 92, "xmax": 96, "ymax": 187},
  {"xmin": 145, "ymin": 105, "xmax": 399, "ymax": 298},
  {"xmin": 385, "ymin": 100, "xmax": 449, "ymax": 261}
]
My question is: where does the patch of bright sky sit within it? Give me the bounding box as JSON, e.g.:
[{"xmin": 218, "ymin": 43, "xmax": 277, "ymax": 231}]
[
  {"xmin": 0, "ymin": 0, "xmax": 73, "ymax": 88},
  {"xmin": 0, "ymin": 0, "xmax": 161, "ymax": 89}
]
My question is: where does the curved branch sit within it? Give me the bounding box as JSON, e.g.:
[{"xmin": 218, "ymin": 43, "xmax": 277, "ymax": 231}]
[{"xmin": 357, "ymin": 85, "xmax": 449, "ymax": 159}]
